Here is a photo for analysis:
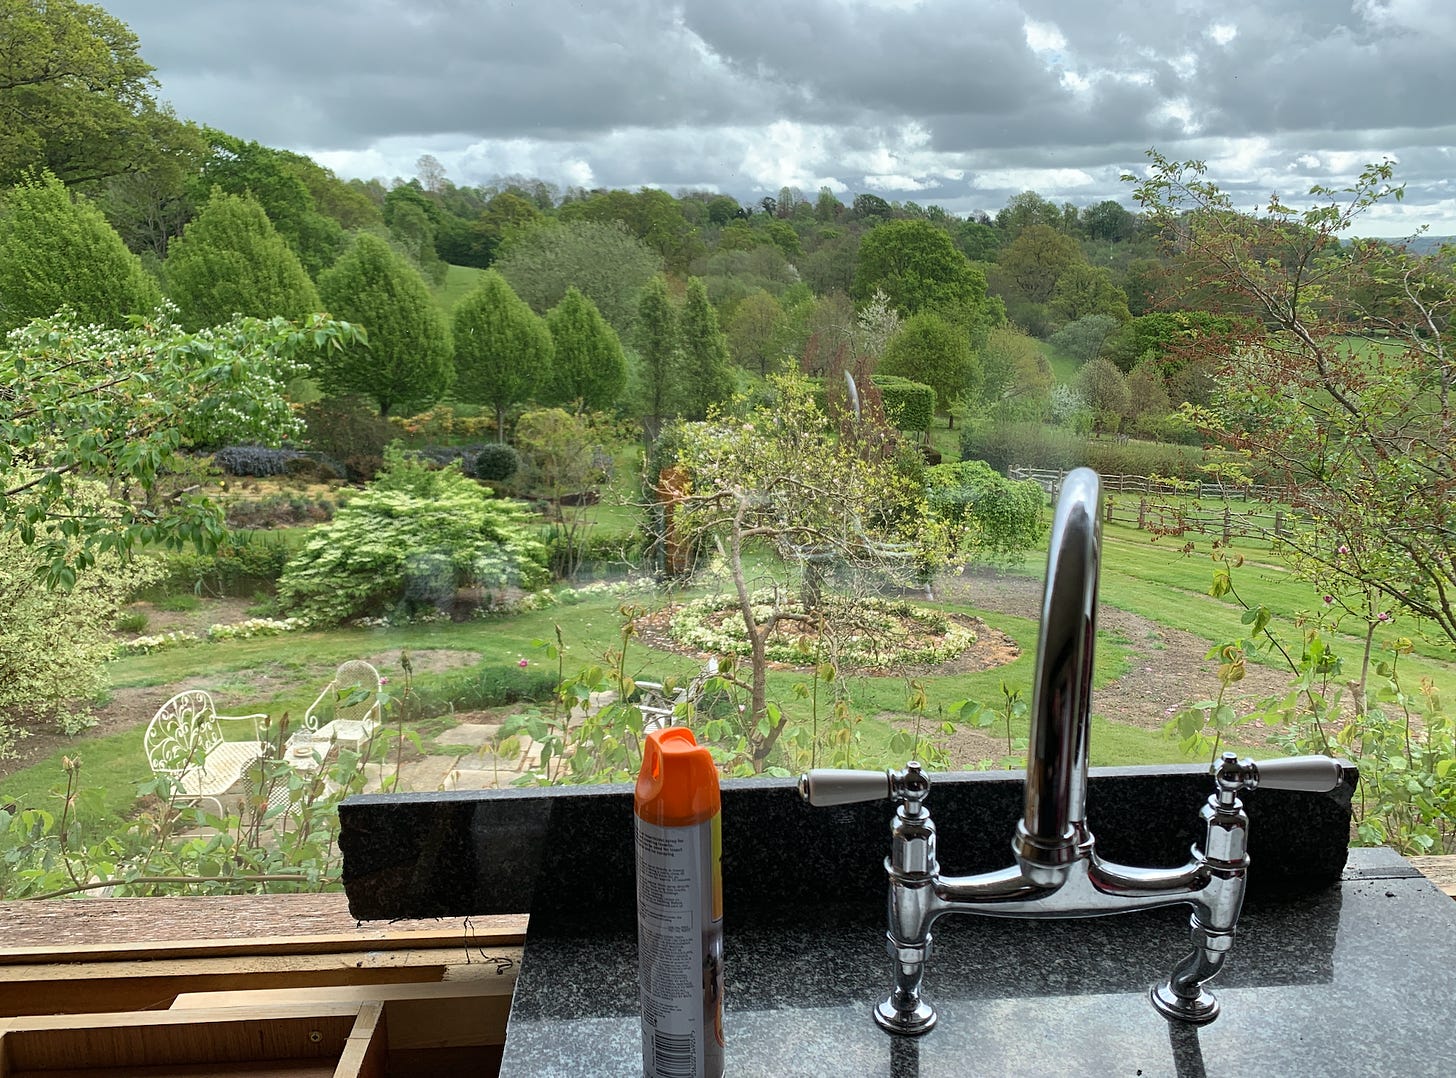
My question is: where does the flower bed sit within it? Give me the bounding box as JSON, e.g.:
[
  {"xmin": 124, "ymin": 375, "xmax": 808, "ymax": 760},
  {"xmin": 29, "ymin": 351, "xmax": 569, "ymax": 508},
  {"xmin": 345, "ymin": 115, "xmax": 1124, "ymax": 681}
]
[{"xmin": 665, "ymin": 594, "xmax": 976, "ymax": 669}]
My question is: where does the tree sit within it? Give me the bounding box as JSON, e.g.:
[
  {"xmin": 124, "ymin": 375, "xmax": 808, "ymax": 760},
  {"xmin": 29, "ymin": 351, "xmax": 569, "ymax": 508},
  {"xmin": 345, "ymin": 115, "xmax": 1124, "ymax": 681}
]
[
  {"xmin": 1134, "ymin": 153, "xmax": 1456, "ymax": 648},
  {"xmin": 879, "ymin": 313, "xmax": 980, "ymax": 427},
  {"xmin": 1083, "ymin": 199, "xmax": 1138, "ymax": 244},
  {"xmin": 451, "ymin": 270, "xmax": 553, "ymax": 440},
  {"xmin": 925, "ymin": 460, "xmax": 1045, "ymax": 563},
  {"xmin": 1050, "ymin": 264, "xmax": 1131, "ymax": 324},
  {"xmin": 163, "ymin": 189, "xmax": 320, "ymax": 329},
  {"xmin": 316, "ymin": 233, "xmax": 453, "ymax": 417},
  {"xmin": 193, "ymin": 129, "xmax": 345, "ymax": 276},
  {"xmin": 0, "ymin": 170, "xmax": 161, "ymax": 332},
  {"xmin": 495, "ymin": 219, "xmax": 662, "ymax": 333},
  {"xmin": 854, "ymin": 220, "xmax": 991, "ymax": 327},
  {"xmin": 980, "ymin": 325, "xmax": 1054, "ymax": 418},
  {"xmin": 995, "ymin": 191, "xmax": 1065, "ymax": 239},
  {"xmin": 854, "ymin": 289, "xmax": 902, "ymax": 362},
  {"xmin": 725, "ymin": 289, "xmax": 789, "ymax": 376},
  {"xmin": 994, "ymin": 223, "xmax": 1083, "ymax": 305},
  {"xmin": 671, "ymin": 376, "xmax": 939, "ymax": 760},
  {"xmin": 1049, "ymin": 314, "xmax": 1120, "ymax": 365},
  {"xmin": 677, "ymin": 277, "xmax": 736, "ymax": 420},
  {"xmin": 1, "ymin": 481, "xmax": 164, "ymax": 748},
  {"xmin": 633, "ymin": 275, "xmax": 680, "ymax": 443},
  {"xmin": 0, "ymin": 308, "xmax": 361, "ymax": 587},
  {"xmin": 1075, "ymin": 356, "xmax": 1131, "ymax": 433},
  {"xmin": 0, "ymin": 0, "xmax": 192, "ymax": 188},
  {"xmin": 544, "ymin": 287, "xmax": 626, "ymax": 411}
]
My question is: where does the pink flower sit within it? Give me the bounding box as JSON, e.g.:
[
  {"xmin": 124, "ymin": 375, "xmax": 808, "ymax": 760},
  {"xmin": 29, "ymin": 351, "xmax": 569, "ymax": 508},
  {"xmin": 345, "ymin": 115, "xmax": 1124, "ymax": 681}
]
[
  {"xmin": 1337, "ymin": 545, "xmax": 1349, "ymax": 555},
  {"xmin": 1377, "ymin": 611, "xmax": 1391, "ymax": 622},
  {"xmin": 379, "ymin": 676, "xmax": 390, "ymax": 685},
  {"xmin": 518, "ymin": 658, "xmax": 529, "ymax": 668},
  {"xmin": 1322, "ymin": 595, "xmax": 1334, "ymax": 604}
]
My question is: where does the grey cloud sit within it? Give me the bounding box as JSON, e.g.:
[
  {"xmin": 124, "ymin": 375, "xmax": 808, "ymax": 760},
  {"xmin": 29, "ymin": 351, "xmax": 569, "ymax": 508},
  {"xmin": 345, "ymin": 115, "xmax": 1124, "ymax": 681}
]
[{"xmin": 102, "ymin": 0, "xmax": 1456, "ymax": 232}]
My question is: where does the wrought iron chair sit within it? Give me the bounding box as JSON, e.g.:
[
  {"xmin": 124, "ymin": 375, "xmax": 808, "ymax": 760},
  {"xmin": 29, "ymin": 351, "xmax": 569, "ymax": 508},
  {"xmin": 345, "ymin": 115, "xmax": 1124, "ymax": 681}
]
[
  {"xmin": 143, "ymin": 690, "xmax": 269, "ymax": 817},
  {"xmin": 300, "ymin": 660, "xmax": 383, "ymax": 750}
]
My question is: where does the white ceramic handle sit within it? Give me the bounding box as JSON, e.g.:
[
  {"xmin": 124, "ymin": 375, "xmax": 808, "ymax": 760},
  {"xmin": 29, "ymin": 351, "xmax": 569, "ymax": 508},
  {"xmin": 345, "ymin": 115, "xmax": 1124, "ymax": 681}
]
[
  {"xmin": 1252, "ymin": 755, "xmax": 1345, "ymax": 792},
  {"xmin": 798, "ymin": 768, "xmax": 892, "ymax": 806}
]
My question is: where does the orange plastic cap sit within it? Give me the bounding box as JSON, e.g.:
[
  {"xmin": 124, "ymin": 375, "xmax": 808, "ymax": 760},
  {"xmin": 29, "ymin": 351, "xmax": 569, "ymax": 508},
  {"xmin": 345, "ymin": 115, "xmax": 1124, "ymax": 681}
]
[{"xmin": 635, "ymin": 727, "xmax": 721, "ymax": 826}]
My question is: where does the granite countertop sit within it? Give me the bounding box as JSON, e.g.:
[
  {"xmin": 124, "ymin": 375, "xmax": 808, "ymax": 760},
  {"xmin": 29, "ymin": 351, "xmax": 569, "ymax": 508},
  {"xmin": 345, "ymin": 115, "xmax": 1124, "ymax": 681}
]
[{"xmin": 500, "ymin": 847, "xmax": 1456, "ymax": 1077}]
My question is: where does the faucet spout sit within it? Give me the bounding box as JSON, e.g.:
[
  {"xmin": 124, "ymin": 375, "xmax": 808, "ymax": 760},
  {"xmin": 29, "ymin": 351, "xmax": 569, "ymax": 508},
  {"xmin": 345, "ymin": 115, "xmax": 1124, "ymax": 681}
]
[{"xmin": 1013, "ymin": 467, "xmax": 1103, "ymax": 884}]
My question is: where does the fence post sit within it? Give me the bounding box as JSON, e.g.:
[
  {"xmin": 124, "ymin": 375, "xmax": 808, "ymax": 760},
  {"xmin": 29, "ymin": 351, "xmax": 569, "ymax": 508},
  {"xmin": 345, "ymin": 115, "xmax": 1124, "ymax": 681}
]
[
  {"xmin": 1138, "ymin": 498, "xmax": 1146, "ymax": 530},
  {"xmin": 1275, "ymin": 510, "xmax": 1284, "ymax": 538},
  {"xmin": 1223, "ymin": 506, "xmax": 1232, "ymax": 544}
]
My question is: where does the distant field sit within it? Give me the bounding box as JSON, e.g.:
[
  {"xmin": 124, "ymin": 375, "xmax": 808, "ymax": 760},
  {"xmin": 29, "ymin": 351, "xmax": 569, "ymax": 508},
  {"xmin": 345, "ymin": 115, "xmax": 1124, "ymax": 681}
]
[
  {"xmin": 1038, "ymin": 339, "xmax": 1080, "ymax": 384},
  {"xmin": 434, "ymin": 264, "xmax": 486, "ymax": 309}
]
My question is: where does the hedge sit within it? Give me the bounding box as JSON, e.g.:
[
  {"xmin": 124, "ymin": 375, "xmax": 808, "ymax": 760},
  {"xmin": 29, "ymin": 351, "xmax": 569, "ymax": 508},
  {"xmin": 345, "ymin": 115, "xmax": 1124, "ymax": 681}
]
[
  {"xmin": 873, "ymin": 375, "xmax": 935, "ymax": 433},
  {"xmin": 959, "ymin": 423, "xmax": 1219, "ymax": 483}
]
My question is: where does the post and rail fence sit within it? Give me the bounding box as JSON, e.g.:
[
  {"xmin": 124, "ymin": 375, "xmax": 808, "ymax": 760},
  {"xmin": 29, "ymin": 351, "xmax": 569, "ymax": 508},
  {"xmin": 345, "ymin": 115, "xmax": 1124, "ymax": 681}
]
[{"xmin": 1007, "ymin": 467, "xmax": 1305, "ymax": 543}]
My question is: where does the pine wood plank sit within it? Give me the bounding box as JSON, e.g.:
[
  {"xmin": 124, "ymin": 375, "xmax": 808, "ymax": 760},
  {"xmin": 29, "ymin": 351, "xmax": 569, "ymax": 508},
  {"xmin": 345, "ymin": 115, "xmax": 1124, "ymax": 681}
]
[{"xmin": 1408, "ymin": 854, "xmax": 1456, "ymax": 898}]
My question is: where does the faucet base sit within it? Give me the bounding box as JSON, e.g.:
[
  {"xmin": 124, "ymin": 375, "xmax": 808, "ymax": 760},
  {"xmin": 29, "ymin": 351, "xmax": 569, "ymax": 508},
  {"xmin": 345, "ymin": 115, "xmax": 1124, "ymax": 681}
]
[
  {"xmin": 1149, "ymin": 982, "xmax": 1220, "ymax": 1026},
  {"xmin": 874, "ymin": 997, "xmax": 937, "ymax": 1036}
]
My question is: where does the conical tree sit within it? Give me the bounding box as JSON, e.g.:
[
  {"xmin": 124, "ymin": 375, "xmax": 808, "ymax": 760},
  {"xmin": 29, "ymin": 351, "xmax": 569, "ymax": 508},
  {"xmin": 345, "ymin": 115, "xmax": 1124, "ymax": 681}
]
[
  {"xmin": 544, "ymin": 287, "xmax": 626, "ymax": 412},
  {"xmin": 0, "ymin": 171, "xmax": 161, "ymax": 333},
  {"xmin": 452, "ymin": 270, "xmax": 553, "ymax": 440},
  {"xmin": 316, "ymin": 233, "xmax": 453, "ymax": 417},
  {"xmin": 634, "ymin": 274, "xmax": 679, "ymax": 443},
  {"xmin": 164, "ymin": 189, "xmax": 321, "ymax": 330},
  {"xmin": 677, "ymin": 277, "xmax": 735, "ymax": 419}
]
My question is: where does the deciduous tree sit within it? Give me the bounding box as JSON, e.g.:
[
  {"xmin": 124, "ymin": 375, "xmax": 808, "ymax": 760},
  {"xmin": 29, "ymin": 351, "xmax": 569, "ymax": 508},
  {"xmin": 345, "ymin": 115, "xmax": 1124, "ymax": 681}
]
[
  {"xmin": 854, "ymin": 219, "xmax": 991, "ymax": 328},
  {"xmin": 496, "ymin": 219, "xmax": 662, "ymax": 333},
  {"xmin": 543, "ymin": 287, "xmax": 626, "ymax": 411},
  {"xmin": 0, "ymin": 170, "xmax": 161, "ymax": 332},
  {"xmin": 316, "ymin": 233, "xmax": 453, "ymax": 417},
  {"xmin": 451, "ymin": 270, "xmax": 553, "ymax": 440},
  {"xmin": 879, "ymin": 312, "xmax": 980, "ymax": 427},
  {"xmin": 163, "ymin": 189, "xmax": 320, "ymax": 329}
]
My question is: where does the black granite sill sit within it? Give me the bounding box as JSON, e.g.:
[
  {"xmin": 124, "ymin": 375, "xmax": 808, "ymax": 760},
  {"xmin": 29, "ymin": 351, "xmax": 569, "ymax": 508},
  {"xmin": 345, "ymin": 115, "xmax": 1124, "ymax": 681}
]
[{"xmin": 340, "ymin": 761, "xmax": 1356, "ymax": 931}]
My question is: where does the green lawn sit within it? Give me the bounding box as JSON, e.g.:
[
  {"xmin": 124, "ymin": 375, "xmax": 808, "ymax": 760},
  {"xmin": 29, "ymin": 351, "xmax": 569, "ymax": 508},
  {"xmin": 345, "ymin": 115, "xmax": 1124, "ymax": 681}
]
[{"xmin": 433, "ymin": 264, "xmax": 486, "ymax": 310}]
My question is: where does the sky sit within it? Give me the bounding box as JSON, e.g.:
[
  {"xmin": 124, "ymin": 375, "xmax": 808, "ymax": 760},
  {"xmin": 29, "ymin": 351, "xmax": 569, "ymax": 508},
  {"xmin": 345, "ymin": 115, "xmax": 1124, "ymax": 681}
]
[{"xmin": 104, "ymin": 0, "xmax": 1456, "ymax": 237}]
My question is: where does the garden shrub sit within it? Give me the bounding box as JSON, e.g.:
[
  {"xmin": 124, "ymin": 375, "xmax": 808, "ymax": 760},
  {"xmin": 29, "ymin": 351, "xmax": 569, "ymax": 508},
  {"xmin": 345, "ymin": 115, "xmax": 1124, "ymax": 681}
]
[
  {"xmin": 300, "ymin": 395, "xmax": 395, "ymax": 468},
  {"xmin": 410, "ymin": 663, "xmax": 558, "ymax": 717},
  {"xmin": 925, "ymin": 460, "xmax": 1046, "ymax": 562},
  {"xmin": 277, "ymin": 446, "xmax": 550, "ymax": 626},
  {"xmin": 473, "ymin": 443, "xmax": 520, "ymax": 482},
  {"xmin": 153, "ymin": 531, "xmax": 292, "ymax": 598},
  {"xmin": 960, "ymin": 423, "xmax": 1212, "ymax": 482},
  {"xmin": 224, "ymin": 492, "xmax": 336, "ymax": 529},
  {"xmin": 213, "ymin": 445, "xmax": 309, "ymax": 477},
  {"xmin": 873, "ymin": 375, "xmax": 935, "ymax": 433}
]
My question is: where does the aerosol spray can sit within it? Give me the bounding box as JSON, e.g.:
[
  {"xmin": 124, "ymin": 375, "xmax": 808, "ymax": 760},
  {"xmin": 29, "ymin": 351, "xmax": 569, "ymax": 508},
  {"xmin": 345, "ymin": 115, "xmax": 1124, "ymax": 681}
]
[{"xmin": 634, "ymin": 727, "xmax": 724, "ymax": 1078}]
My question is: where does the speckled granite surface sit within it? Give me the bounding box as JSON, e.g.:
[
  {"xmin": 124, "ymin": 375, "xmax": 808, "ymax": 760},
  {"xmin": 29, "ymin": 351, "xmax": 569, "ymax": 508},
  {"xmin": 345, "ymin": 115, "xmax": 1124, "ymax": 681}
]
[
  {"xmin": 500, "ymin": 848, "xmax": 1456, "ymax": 1077},
  {"xmin": 339, "ymin": 763, "xmax": 1357, "ymax": 929}
]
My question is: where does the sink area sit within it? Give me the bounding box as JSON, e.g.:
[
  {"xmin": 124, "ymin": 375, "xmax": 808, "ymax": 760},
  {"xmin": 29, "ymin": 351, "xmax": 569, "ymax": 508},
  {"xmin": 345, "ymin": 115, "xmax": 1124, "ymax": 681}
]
[
  {"xmin": 500, "ymin": 847, "xmax": 1455, "ymax": 1076},
  {"xmin": 337, "ymin": 760, "xmax": 1456, "ymax": 1076}
]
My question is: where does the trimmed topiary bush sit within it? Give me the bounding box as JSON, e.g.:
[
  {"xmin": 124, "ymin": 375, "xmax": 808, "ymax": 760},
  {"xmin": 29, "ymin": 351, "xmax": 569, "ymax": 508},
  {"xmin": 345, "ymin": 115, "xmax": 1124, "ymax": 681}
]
[
  {"xmin": 874, "ymin": 375, "xmax": 936, "ymax": 433},
  {"xmin": 473, "ymin": 443, "xmax": 521, "ymax": 482}
]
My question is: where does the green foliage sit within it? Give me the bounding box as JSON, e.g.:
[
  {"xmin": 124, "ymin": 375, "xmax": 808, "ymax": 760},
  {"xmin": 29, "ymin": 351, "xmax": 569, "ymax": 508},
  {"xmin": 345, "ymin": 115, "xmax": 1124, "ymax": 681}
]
[
  {"xmin": 979, "ymin": 325, "xmax": 1054, "ymax": 419},
  {"xmin": 164, "ymin": 189, "xmax": 320, "ymax": 330},
  {"xmin": 1049, "ymin": 314, "xmax": 1119, "ymax": 365},
  {"xmin": 299, "ymin": 395, "xmax": 394, "ymax": 474},
  {"xmin": 472, "ymin": 443, "xmax": 520, "ymax": 482},
  {"xmin": 873, "ymin": 375, "xmax": 935, "ymax": 433},
  {"xmin": 992, "ymin": 223, "xmax": 1083, "ymax": 307},
  {"xmin": 1103, "ymin": 310, "xmax": 1246, "ymax": 373},
  {"xmin": 315, "ymin": 233, "xmax": 454, "ymax": 417},
  {"xmin": 1049, "ymin": 264, "xmax": 1130, "ymax": 325},
  {"xmin": 276, "ymin": 446, "xmax": 549, "ymax": 626},
  {"xmin": 960, "ymin": 422, "xmax": 1211, "ymax": 480},
  {"xmin": 0, "ymin": 170, "xmax": 161, "ymax": 332},
  {"xmin": 0, "ymin": 482, "xmax": 164, "ymax": 749},
  {"xmin": 1169, "ymin": 558, "xmax": 1456, "ymax": 855},
  {"xmin": 879, "ymin": 312, "xmax": 980, "ymax": 423},
  {"xmin": 0, "ymin": 0, "xmax": 187, "ymax": 188},
  {"xmin": 632, "ymin": 274, "xmax": 680, "ymax": 438},
  {"xmin": 1076, "ymin": 356, "xmax": 1132, "ymax": 433},
  {"xmin": 451, "ymin": 269, "xmax": 553, "ymax": 438},
  {"xmin": 1134, "ymin": 153, "xmax": 1456, "ymax": 646},
  {"xmin": 677, "ymin": 277, "xmax": 736, "ymax": 420},
  {"xmin": 854, "ymin": 219, "xmax": 992, "ymax": 328},
  {"xmin": 153, "ymin": 530, "xmax": 293, "ymax": 599},
  {"xmin": 193, "ymin": 129, "xmax": 345, "ymax": 277},
  {"xmin": 495, "ymin": 218, "xmax": 662, "ymax": 333},
  {"xmin": 925, "ymin": 460, "xmax": 1046, "ymax": 563},
  {"xmin": 543, "ymin": 287, "xmax": 626, "ymax": 411},
  {"xmin": 0, "ymin": 308, "xmax": 363, "ymax": 585}
]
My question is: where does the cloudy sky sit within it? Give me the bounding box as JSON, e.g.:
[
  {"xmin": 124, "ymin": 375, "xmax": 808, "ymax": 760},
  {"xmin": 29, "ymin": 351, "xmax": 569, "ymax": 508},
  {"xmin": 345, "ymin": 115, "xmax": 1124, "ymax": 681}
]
[{"xmin": 106, "ymin": 0, "xmax": 1456, "ymax": 236}]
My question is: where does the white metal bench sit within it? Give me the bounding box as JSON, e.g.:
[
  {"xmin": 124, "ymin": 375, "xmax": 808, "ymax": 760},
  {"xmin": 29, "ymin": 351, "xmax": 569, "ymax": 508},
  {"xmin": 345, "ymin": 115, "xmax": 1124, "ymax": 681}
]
[
  {"xmin": 143, "ymin": 690, "xmax": 269, "ymax": 817},
  {"xmin": 298, "ymin": 660, "xmax": 383, "ymax": 750}
]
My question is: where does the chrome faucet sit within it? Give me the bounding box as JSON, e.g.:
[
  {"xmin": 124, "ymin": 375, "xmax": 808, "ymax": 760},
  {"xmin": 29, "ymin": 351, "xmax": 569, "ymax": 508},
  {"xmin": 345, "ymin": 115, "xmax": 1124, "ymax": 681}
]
[{"xmin": 799, "ymin": 467, "xmax": 1344, "ymax": 1034}]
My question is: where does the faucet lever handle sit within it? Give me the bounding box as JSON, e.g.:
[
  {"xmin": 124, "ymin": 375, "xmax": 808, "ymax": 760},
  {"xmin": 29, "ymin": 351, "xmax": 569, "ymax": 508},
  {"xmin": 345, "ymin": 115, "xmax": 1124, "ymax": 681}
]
[
  {"xmin": 1246, "ymin": 754, "xmax": 1345, "ymax": 792},
  {"xmin": 1214, "ymin": 752, "xmax": 1344, "ymax": 793},
  {"xmin": 798, "ymin": 768, "xmax": 891, "ymax": 806}
]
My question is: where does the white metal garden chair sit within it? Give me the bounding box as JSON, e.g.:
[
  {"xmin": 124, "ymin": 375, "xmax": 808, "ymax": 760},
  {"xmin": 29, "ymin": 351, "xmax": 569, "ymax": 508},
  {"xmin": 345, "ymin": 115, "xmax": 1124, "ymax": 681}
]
[
  {"xmin": 300, "ymin": 660, "xmax": 383, "ymax": 750},
  {"xmin": 143, "ymin": 690, "xmax": 269, "ymax": 817}
]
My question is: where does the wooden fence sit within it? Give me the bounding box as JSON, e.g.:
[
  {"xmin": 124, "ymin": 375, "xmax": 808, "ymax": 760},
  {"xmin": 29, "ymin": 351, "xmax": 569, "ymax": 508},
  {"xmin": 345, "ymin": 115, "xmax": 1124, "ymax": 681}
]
[{"xmin": 1007, "ymin": 466, "xmax": 1303, "ymax": 541}]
